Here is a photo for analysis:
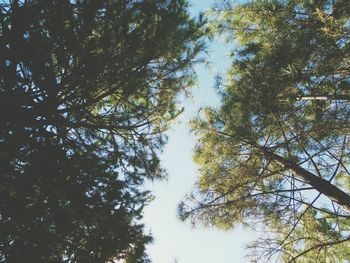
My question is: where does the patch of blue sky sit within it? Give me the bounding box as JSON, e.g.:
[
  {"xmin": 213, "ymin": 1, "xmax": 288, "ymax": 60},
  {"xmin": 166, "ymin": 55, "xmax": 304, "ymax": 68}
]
[{"xmin": 142, "ymin": 1, "xmax": 257, "ymax": 263}]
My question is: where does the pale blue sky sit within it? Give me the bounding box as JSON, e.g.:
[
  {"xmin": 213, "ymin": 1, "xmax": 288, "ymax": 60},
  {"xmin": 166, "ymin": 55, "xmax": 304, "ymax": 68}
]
[{"xmin": 143, "ymin": 1, "xmax": 256, "ymax": 262}]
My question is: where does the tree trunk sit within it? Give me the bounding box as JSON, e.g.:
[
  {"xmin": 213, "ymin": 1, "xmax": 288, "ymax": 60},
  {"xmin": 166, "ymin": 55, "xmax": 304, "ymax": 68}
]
[
  {"xmin": 222, "ymin": 132, "xmax": 350, "ymax": 212},
  {"xmin": 299, "ymin": 95, "xmax": 350, "ymax": 101},
  {"xmin": 257, "ymin": 144, "xmax": 350, "ymax": 212}
]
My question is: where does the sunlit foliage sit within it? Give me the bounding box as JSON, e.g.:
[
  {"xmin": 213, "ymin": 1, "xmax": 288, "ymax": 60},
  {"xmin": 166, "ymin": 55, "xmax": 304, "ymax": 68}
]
[{"xmin": 179, "ymin": 0, "xmax": 350, "ymax": 261}]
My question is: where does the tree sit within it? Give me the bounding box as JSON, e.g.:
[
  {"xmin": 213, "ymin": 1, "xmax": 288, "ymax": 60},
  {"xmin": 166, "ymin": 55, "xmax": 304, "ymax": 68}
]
[
  {"xmin": 179, "ymin": 0, "xmax": 350, "ymax": 261},
  {"xmin": 250, "ymin": 207, "xmax": 350, "ymax": 262},
  {"xmin": 0, "ymin": 0, "xmax": 205, "ymax": 262}
]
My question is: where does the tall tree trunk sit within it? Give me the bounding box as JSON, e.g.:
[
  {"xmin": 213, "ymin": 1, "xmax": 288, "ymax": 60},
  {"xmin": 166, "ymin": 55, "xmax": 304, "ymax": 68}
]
[
  {"xmin": 299, "ymin": 95, "xmax": 350, "ymax": 101},
  {"xmin": 256, "ymin": 143, "xmax": 350, "ymax": 212},
  {"xmin": 221, "ymin": 133, "xmax": 350, "ymax": 212}
]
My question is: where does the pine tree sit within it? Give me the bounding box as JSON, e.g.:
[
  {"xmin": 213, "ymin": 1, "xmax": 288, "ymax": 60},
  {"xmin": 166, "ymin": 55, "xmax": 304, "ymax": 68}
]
[
  {"xmin": 179, "ymin": 0, "xmax": 350, "ymax": 261},
  {"xmin": 0, "ymin": 0, "xmax": 205, "ymax": 262}
]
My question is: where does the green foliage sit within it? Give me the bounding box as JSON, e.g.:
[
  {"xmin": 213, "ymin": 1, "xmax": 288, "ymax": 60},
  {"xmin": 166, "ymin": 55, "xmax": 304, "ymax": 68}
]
[
  {"xmin": 279, "ymin": 209, "xmax": 350, "ymax": 262},
  {"xmin": 179, "ymin": 0, "xmax": 350, "ymax": 261},
  {"xmin": 0, "ymin": 0, "xmax": 205, "ymax": 262},
  {"xmin": 248, "ymin": 208, "xmax": 350, "ymax": 262}
]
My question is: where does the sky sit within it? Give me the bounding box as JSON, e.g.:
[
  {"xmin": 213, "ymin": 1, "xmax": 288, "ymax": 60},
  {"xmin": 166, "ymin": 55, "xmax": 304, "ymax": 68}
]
[{"xmin": 142, "ymin": 1, "xmax": 257, "ymax": 262}]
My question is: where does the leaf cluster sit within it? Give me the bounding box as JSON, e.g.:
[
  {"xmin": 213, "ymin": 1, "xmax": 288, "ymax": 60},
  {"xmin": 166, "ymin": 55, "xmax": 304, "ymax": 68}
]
[
  {"xmin": 0, "ymin": 0, "xmax": 206, "ymax": 262},
  {"xmin": 179, "ymin": 0, "xmax": 350, "ymax": 261}
]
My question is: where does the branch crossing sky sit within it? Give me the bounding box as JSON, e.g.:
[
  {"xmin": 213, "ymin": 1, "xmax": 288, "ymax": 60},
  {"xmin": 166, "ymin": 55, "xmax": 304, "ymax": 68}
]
[{"xmin": 143, "ymin": 1, "xmax": 257, "ymax": 262}]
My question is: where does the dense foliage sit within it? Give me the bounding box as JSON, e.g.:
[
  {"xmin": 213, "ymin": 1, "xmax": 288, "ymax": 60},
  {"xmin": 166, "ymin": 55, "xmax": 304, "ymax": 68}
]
[
  {"xmin": 0, "ymin": 0, "xmax": 205, "ymax": 262},
  {"xmin": 179, "ymin": 0, "xmax": 350, "ymax": 261}
]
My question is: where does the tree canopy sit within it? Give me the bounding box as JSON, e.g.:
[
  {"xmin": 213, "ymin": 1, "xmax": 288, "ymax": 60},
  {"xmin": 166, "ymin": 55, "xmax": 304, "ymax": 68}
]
[
  {"xmin": 179, "ymin": 0, "xmax": 350, "ymax": 261},
  {"xmin": 0, "ymin": 0, "xmax": 205, "ymax": 262}
]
